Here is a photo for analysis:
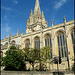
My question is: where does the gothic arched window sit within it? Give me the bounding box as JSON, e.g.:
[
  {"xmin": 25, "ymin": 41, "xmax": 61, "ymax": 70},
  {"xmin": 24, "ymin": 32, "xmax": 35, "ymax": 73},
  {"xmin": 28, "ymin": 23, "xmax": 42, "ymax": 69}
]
[
  {"xmin": 0, "ymin": 51, "xmax": 3, "ymax": 57},
  {"xmin": 45, "ymin": 35, "xmax": 52, "ymax": 59},
  {"xmin": 34, "ymin": 37, "xmax": 40, "ymax": 49},
  {"xmin": 25, "ymin": 40, "xmax": 30, "ymax": 48},
  {"xmin": 5, "ymin": 42, "xmax": 8, "ymax": 49},
  {"xmin": 45, "ymin": 35, "xmax": 52, "ymax": 48},
  {"xmin": 71, "ymin": 29, "xmax": 75, "ymax": 54},
  {"xmin": 57, "ymin": 32, "xmax": 67, "ymax": 58}
]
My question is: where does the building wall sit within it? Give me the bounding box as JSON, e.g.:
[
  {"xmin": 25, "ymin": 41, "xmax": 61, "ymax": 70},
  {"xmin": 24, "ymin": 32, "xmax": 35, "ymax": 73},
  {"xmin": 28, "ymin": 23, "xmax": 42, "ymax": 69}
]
[
  {"xmin": 1, "ymin": 20, "xmax": 75, "ymax": 70},
  {"xmin": 21, "ymin": 20, "xmax": 75, "ymax": 70}
]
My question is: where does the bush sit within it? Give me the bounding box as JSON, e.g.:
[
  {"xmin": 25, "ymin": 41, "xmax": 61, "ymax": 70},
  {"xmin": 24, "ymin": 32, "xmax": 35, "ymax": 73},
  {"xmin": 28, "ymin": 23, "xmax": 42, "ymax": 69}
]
[{"xmin": 2, "ymin": 46, "xmax": 26, "ymax": 71}]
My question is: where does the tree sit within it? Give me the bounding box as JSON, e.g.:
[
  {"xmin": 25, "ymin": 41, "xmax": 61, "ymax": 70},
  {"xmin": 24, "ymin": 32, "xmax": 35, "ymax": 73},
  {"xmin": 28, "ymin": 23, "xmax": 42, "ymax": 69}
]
[
  {"xmin": 1, "ymin": 46, "xmax": 25, "ymax": 71},
  {"xmin": 71, "ymin": 58, "xmax": 75, "ymax": 72},
  {"xmin": 72, "ymin": 63, "xmax": 75, "ymax": 71},
  {"xmin": 40, "ymin": 46, "xmax": 52, "ymax": 61},
  {"xmin": 24, "ymin": 46, "xmax": 52, "ymax": 71},
  {"xmin": 39, "ymin": 46, "xmax": 52, "ymax": 71},
  {"xmin": 24, "ymin": 48, "xmax": 40, "ymax": 70}
]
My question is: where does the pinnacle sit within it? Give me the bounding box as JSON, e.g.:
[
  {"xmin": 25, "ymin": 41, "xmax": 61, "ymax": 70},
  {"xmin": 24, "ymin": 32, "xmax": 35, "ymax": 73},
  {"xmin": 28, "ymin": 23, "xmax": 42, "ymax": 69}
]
[
  {"xmin": 51, "ymin": 18, "xmax": 53, "ymax": 26},
  {"xmin": 30, "ymin": 9, "xmax": 33, "ymax": 15},
  {"xmin": 42, "ymin": 11, "xmax": 43, "ymax": 15},
  {"xmin": 64, "ymin": 14, "xmax": 66, "ymax": 19},
  {"xmin": 63, "ymin": 14, "xmax": 66, "ymax": 22},
  {"xmin": 42, "ymin": 11, "xmax": 45, "ymax": 18}
]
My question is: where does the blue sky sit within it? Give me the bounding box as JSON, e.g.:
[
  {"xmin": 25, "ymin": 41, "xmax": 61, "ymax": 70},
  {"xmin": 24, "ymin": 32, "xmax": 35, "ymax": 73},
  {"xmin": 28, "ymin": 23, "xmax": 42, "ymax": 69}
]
[{"xmin": 1, "ymin": 0, "xmax": 74, "ymax": 39}]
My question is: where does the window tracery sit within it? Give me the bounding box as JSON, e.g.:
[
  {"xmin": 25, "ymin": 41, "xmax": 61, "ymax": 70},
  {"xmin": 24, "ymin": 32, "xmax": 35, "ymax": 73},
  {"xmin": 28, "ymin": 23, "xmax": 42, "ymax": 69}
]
[
  {"xmin": 45, "ymin": 35, "xmax": 52, "ymax": 59},
  {"xmin": 34, "ymin": 37, "xmax": 40, "ymax": 49},
  {"xmin": 57, "ymin": 32, "xmax": 67, "ymax": 57},
  {"xmin": 25, "ymin": 40, "xmax": 30, "ymax": 48}
]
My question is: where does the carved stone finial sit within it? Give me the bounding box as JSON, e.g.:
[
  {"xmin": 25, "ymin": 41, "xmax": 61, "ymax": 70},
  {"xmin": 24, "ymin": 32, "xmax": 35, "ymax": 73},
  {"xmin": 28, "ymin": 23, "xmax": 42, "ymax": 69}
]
[
  {"xmin": 21, "ymin": 29, "xmax": 23, "ymax": 35},
  {"xmin": 42, "ymin": 11, "xmax": 44, "ymax": 18},
  {"xmin": 51, "ymin": 18, "xmax": 53, "ymax": 26},
  {"xmin": 9, "ymin": 32, "xmax": 12, "ymax": 43},
  {"xmin": 30, "ymin": 9, "xmax": 33, "ymax": 16},
  {"xmin": 64, "ymin": 14, "xmax": 66, "ymax": 23},
  {"xmin": 17, "ymin": 29, "xmax": 19, "ymax": 36},
  {"xmin": 4, "ymin": 33, "xmax": 6, "ymax": 39},
  {"xmin": 10, "ymin": 32, "xmax": 12, "ymax": 37}
]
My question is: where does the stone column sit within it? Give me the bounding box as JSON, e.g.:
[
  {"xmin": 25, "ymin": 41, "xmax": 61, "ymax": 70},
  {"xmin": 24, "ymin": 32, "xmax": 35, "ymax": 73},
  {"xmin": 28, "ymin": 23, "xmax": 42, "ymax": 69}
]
[
  {"xmin": 51, "ymin": 27, "xmax": 55, "ymax": 70},
  {"xmin": 40, "ymin": 31, "xmax": 43, "ymax": 49},
  {"xmin": 30, "ymin": 34, "xmax": 32, "ymax": 48},
  {"xmin": 64, "ymin": 25, "xmax": 71, "ymax": 70},
  {"xmin": 66, "ymin": 32, "xmax": 73, "ymax": 68}
]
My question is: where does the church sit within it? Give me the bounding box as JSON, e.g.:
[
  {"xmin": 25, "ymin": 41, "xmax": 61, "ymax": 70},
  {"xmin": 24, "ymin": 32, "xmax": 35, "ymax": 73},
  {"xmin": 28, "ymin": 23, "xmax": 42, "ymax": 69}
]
[{"xmin": 1, "ymin": 0, "xmax": 75, "ymax": 70}]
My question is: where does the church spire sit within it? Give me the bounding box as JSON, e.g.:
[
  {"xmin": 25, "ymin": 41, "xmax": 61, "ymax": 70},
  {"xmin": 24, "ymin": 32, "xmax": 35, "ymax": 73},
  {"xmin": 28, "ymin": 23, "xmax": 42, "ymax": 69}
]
[
  {"xmin": 34, "ymin": 0, "xmax": 41, "ymax": 14},
  {"xmin": 26, "ymin": 0, "xmax": 48, "ymax": 33}
]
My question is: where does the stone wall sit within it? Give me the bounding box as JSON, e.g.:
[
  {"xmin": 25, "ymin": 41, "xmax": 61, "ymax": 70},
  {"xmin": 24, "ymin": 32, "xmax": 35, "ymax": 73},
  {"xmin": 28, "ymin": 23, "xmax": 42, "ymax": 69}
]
[{"xmin": 1, "ymin": 71, "xmax": 74, "ymax": 75}]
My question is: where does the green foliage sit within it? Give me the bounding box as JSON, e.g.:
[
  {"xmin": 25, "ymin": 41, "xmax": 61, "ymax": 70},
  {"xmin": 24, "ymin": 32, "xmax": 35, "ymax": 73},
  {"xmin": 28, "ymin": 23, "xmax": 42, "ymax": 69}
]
[
  {"xmin": 66, "ymin": 67, "xmax": 70, "ymax": 71},
  {"xmin": 2, "ymin": 46, "xmax": 25, "ymax": 71},
  {"xmin": 38, "ymin": 46, "xmax": 52, "ymax": 70},
  {"xmin": 24, "ymin": 48, "xmax": 40, "ymax": 70},
  {"xmin": 24, "ymin": 48, "xmax": 40, "ymax": 63},
  {"xmin": 72, "ymin": 63, "xmax": 75, "ymax": 71},
  {"xmin": 24, "ymin": 46, "xmax": 52, "ymax": 71},
  {"xmin": 9, "ymin": 46, "xmax": 16, "ymax": 50},
  {"xmin": 40, "ymin": 46, "xmax": 52, "ymax": 62},
  {"xmin": 1, "ymin": 46, "xmax": 52, "ymax": 71}
]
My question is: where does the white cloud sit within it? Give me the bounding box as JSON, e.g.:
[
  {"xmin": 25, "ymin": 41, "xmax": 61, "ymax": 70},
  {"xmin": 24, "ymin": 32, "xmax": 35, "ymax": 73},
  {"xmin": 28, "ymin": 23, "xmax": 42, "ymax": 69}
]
[
  {"xmin": 54, "ymin": 0, "xmax": 67, "ymax": 9},
  {"xmin": 5, "ymin": 24, "xmax": 11, "ymax": 33},
  {"xmin": 4, "ymin": 15, "xmax": 8, "ymax": 19},
  {"xmin": 1, "ymin": 6, "xmax": 11, "ymax": 11},
  {"xmin": 13, "ymin": 0, "xmax": 18, "ymax": 5}
]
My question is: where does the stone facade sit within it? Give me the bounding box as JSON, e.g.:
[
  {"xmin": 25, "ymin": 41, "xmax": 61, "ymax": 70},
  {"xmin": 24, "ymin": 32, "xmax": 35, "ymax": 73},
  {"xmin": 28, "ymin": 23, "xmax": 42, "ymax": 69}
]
[{"xmin": 1, "ymin": 0, "xmax": 75, "ymax": 71}]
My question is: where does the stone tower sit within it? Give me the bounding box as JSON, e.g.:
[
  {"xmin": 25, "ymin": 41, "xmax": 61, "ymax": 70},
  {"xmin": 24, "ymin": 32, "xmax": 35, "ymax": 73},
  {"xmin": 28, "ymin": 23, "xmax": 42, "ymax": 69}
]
[{"xmin": 26, "ymin": 0, "xmax": 47, "ymax": 33}]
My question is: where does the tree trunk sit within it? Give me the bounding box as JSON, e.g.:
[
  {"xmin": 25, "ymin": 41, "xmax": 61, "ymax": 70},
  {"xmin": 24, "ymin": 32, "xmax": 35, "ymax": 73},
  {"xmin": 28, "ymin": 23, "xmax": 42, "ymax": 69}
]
[{"xmin": 32, "ymin": 64, "xmax": 34, "ymax": 71}]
